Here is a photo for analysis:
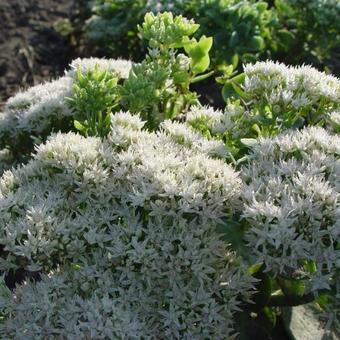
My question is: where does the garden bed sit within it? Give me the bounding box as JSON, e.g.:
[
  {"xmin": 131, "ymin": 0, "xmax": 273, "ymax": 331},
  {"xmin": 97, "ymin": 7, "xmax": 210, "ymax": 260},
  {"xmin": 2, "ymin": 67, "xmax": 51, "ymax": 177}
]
[{"xmin": 0, "ymin": 3, "xmax": 338, "ymax": 339}]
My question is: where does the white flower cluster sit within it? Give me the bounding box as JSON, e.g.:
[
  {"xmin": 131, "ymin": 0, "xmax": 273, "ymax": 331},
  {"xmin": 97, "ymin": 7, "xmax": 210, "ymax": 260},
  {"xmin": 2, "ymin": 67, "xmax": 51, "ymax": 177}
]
[
  {"xmin": 0, "ymin": 112, "xmax": 253, "ymax": 338},
  {"xmin": 66, "ymin": 57, "xmax": 132, "ymax": 79},
  {"xmin": 1, "ymin": 76, "xmax": 74, "ymax": 136},
  {"xmin": 186, "ymin": 105, "xmax": 225, "ymax": 132},
  {"xmin": 0, "ymin": 58, "xmax": 132, "ymax": 153},
  {"xmin": 160, "ymin": 119, "xmax": 228, "ymax": 158},
  {"xmin": 243, "ymin": 61, "xmax": 340, "ymax": 111},
  {"xmin": 329, "ymin": 111, "xmax": 340, "ymax": 125},
  {"xmin": 241, "ymin": 127, "xmax": 339, "ymax": 292},
  {"xmin": 0, "ymin": 269, "xmax": 145, "ymax": 339},
  {"xmin": 186, "ymin": 104, "xmax": 246, "ymax": 138}
]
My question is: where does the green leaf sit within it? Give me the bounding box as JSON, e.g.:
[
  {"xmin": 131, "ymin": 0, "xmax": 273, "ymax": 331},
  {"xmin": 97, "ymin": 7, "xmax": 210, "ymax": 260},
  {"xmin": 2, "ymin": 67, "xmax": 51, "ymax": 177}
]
[
  {"xmin": 74, "ymin": 120, "xmax": 87, "ymax": 133},
  {"xmin": 250, "ymin": 36, "xmax": 265, "ymax": 50},
  {"xmin": 104, "ymin": 113, "xmax": 112, "ymax": 127},
  {"xmin": 231, "ymin": 72, "xmax": 246, "ymax": 85},
  {"xmin": 196, "ymin": 36, "xmax": 213, "ymax": 56},
  {"xmin": 173, "ymin": 71, "xmax": 191, "ymax": 84},
  {"xmin": 304, "ymin": 260, "xmax": 317, "ymax": 274},
  {"xmin": 256, "ymin": 2, "xmax": 268, "ymax": 11},
  {"xmin": 262, "ymin": 306, "xmax": 277, "ymax": 329},
  {"xmin": 277, "ymin": 29, "xmax": 295, "ymax": 47},
  {"xmin": 184, "ymin": 36, "xmax": 213, "ymax": 74},
  {"xmin": 231, "ymin": 53, "xmax": 239, "ymax": 69},
  {"xmin": 229, "ymin": 31, "xmax": 239, "ymax": 48},
  {"xmin": 277, "ymin": 277, "xmax": 306, "ymax": 297},
  {"xmin": 185, "ymin": 36, "xmax": 213, "ymax": 59},
  {"xmin": 72, "ymin": 263, "xmax": 82, "ymax": 271},
  {"xmin": 216, "ymin": 219, "xmax": 247, "ymax": 255},
  {"xmin": 192, "ymin": 55, "xmax": 210, "ymax": 75},
  {"xmin": 251, "ymin": 123, "xmax": 262, "ymax": 137},
  {"xmin": 240, "ymin": 138, "xmax": 258, "ymax": 148},
  {"xmin": 222, "ymin": 82, "xmax": 237, "ymax": 102},
  {"xmin": 314, "ymin": 292, "xmax": 329, "ymax": 309},
  {"xmin": 252, "ymin": 270, "xmax": 273, "ymax": 308},
  {"xmin": 223, "ymin": 64, "xmax": 235, "ymax": 76},
  {"xmin": 248, "ymin": 263, "xmax": 264, "ymax": 275},
  {"xmin": 232, "ymin": 82, "xmax": 248, "ymax": 99}
]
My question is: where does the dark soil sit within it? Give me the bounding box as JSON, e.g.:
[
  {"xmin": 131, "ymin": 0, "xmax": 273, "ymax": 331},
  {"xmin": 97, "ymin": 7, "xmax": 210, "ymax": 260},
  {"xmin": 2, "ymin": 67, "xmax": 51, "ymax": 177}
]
[{"xmin": 0, "ymin": 0, "xmax": 77, "ymax": 108}]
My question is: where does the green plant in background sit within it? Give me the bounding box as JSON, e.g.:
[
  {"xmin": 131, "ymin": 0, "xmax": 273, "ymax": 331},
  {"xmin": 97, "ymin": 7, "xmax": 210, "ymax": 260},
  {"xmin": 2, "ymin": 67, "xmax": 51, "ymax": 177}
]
[
  {"xmin": 85, "ymin": 0, "xmax": 166, "ymax": 60},
  {"xmin": 67, "ymin": 65, "xmax": 119, "ymax": 137},
  {"xmin": 72, "ymin": 11, "xmax": 214, "ymax": 133},
  {"xmin": 83, "ymin": 0, "xmax": 283, "ymax": 69},
  {"xmin": 183, "ymin": 0, "xmax": 283, "ymax": 67},
  {"xmin": 119, "ymin": 12, "xmax": 213, "ymax": 128},
  {"xmin": 82, "ymin": 0, "xmax": 340, "ymax": 74},
  {"xmin": 274, "ymin": 0, "xmax": 340, "ymax": 72}
]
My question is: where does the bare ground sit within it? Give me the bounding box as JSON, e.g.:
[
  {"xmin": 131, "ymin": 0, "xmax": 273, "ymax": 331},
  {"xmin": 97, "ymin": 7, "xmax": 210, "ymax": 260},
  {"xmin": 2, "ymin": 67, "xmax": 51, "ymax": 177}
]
[{"xmin": 0, "ymin": 0, "xmax": 77, "ymax": 107}]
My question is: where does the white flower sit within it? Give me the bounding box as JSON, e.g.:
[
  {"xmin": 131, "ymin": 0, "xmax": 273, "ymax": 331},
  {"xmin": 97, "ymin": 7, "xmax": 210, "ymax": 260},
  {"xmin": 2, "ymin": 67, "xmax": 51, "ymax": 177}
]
[
  {"xmin": 0, "ymin": 58, "xmax": 133, "ymax": 162},
  {"xmin": 1, "ymin": 76, "xmax": 73, "ymax": 136},
  {"xmin": 241, "ymin": 127, "xmax": 340, "ymax": 292},
  {"xmin": 186, "ymin": 105, "xmax": 224, "ymax": 127},
  {"xmin": 185, "ymin": 104, "xmax": 245, "ymax": 137},
  {"xmin": 330, "ymin": 111, "xmax": 340, "ymax": 125},
  {"xmin": 243, "ymin": 60, "xmax": 340, "ymax": 109},
  {"xmin": 0, "ymin": 112, "xmax": 253, "ymax": 338},
  {"xmin": 66, "ymin": 57, "xmax": 133, "ymax": 79}
]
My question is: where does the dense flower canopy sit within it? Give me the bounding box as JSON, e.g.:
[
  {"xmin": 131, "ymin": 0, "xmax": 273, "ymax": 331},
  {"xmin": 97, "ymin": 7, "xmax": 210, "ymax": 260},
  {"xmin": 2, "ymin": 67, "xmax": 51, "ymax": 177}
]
[
  {"xmin": 0, "ymin": 12, "xmax": 338, "ymax": 333},
  {"xmin": 243, "ymin": 61, "xmax": 340, "ymax": 109},
  {"xmin": 241, "ymin": 127, "xmax": 340, "ymax": 292},
  {"xmin": 0, "ymin": 112, "xmax": 253, "ymax": 338}
]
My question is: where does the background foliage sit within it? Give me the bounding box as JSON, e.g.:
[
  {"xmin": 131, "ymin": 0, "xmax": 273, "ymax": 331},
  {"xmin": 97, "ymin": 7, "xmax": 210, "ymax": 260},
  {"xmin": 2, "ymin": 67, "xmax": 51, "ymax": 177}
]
[{"xmin": 80, "ymin": 0, "xmax": 339, "ymax": 73}]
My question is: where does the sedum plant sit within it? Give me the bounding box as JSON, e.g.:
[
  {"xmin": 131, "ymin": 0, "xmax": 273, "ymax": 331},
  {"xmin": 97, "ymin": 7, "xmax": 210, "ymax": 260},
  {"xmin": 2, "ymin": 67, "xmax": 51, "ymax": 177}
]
[
  {"xmin": 0, "ymin": 112, "xmax": 254, "ymax": 338},
  {"xmin": 67, "ymin": 65, "xmax": 119, "ymax": 137},
  {"xmin": 0, "ymin": 12, "xmax": 212, "ymax": 161},
  {"xmin": 119, "ymin": 12, "xmax": 213, "ymax": 128},
  {"xmin": 184, "ymin": 62, "xmax": 340, "ymax": 331},
  {"xmin": 238, "ymin": 127, "xmax": 340, "ymax": 332},
  {"xmin": 212, "ymin": 60, "xmax": 340, "ymax": 158},
  {"xmin": 0, "ymin": 58, "xmax": 132, "ymax": 166},
  {"xmin": 241, "ymin": 127, "xmax": 339, "ymax": 293},
  {"xmin": 0, "ymin": 10, "xmax": 338, "ymax": 338}
]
